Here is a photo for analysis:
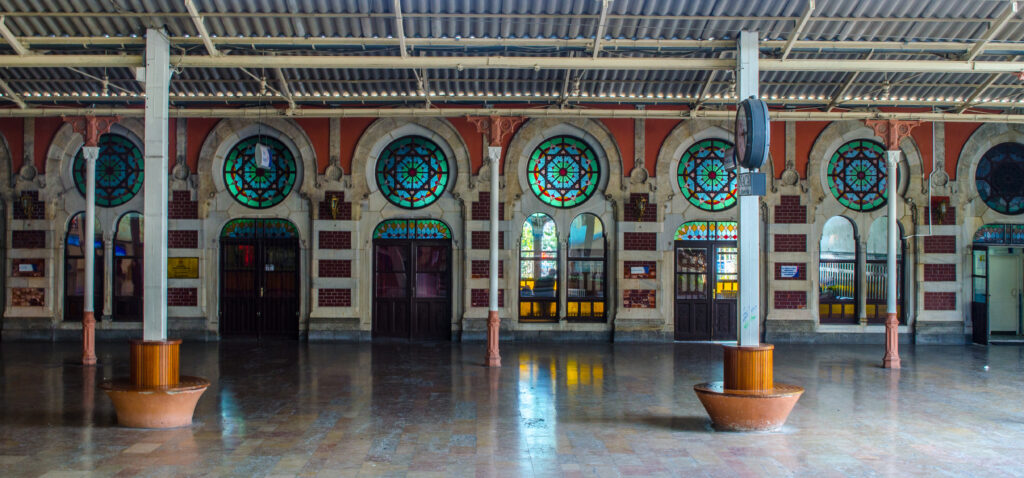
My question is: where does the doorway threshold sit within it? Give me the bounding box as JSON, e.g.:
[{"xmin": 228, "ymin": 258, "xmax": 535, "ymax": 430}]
[{"xmin": 989, "ymin": 336, "xmax": 1024, "ymax": 345}]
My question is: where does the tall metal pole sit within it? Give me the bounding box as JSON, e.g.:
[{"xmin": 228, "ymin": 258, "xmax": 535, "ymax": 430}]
[
  {"xmin": 882, "ymin": 150, "xmax": 901, "ymax": 369},
  {"xmin": 143, "ymin": 28, "xmax": 171, "ymax": 341},
  {"xmin": 81, "ymin": 146, "xmax": 99, "ymax": 365},
  {"xmin": 737, "ymin": 31, "xmax": 761, "ymax": 346},
  {"xmin": 485, "ymin": 146, "xmax": 501, "ymax": 367}
]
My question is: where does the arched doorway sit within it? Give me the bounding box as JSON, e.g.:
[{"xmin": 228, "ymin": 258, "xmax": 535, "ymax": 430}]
[
  {"xmin": 372, "ymin": 219, "xmax": 453, "ymax": 340},
  {"xmin": 819, "ymin": 216, "xmax": 857, "ymax": 324},
  {"xmin": 113, "ymin": 212, "xmax": 143, "ymax": 321},
  {"xmin": 64, "ymin": 212, "xmax": 103, "ymax": 322},
  {"xmin": 972, "ymin": 224, "xmax": 1024, "ymax": 344},
  {"xmin": 219, "ymin": 218, "xmax": 300, "ymax": 338},
  {"xmin": 866, "ymin": 216, "xmax": 905, "ymax": 324},
  {"xmin": 673, "ymin": 221, "xmax": 738, "ymax": 341}
]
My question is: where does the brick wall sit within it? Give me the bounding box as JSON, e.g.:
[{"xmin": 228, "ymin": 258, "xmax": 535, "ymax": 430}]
[
  {"xmin": 774, "ymin": 262, "xmax": 807, "ymax": 280},
  {"xmin": 923, "ymin": 197, "xmax": 956, "ymax": 226},
  {"xmin": 318, "ymin": 259, "xmax": 352, "ymax": 278},
  {"xmin": 318, "ymin": 231, "xmax": 352, "ymax": 249},
  {"xmin": 471, "ymin": 231, "xmax": 504, "ymax": 250},
  {"xmin": 168, "ymin": 190, "xmax": 198, "ymax": 219},
  {"xmin": 471, "ymin": 192, "xmax": 505, "ymax": 221},
  {"xmin": 168, "ymin": 230, "xmax": 198, "ymax": 249},
  {"xmin": 774, "ymin": 234, "xmax": 806, "ymax": 252},
  {"xmin": 12, "ymin": 191, "xmax": 44, "ymax": 220},
  {"xmin": 623, "ymin": 289, "xmax": 656, "ymax": 308},
  {"xmin": 924, "ymin": 292, "xmax": 956, "ymax": 310},
  {"xmin": 471, "ymin": 289, "xmax": 505, "ymax": 307},
  {"xmin": 773, "ymin": 195, "xmax": 806, "ymax": 224},
  {"xmin": 923, "ymin": 236, "xmax": 956, "ymax": 254},
  {"xmin": 923, "ymin": 263, "xmax": 956, "ymax": 282},
  {"xmin": 471, "ymin": 260, "xmax": 504, "ymax": 279},
  {"xmin": 623, "ymin": 232, "xmax": 657, "ymax": 251},
  {"xmin": 774, "ymin": 290, "xmax": 807, "ymax": 309},
  {"xmin": 11, "ymin": 230, "xmax": 45, "ymax": 249},
  {"xmin": 623, "ymin": 193, "xmax": 656, "ymax": 222},
  {"xmin": 623, "ymin": 260, "xmax": 656, "ymax": 279},
  {"xmin": 317, "ymin": 191, "xmax": 352, "ymax": 220},
  {"xmin": 168, "ymin": 287, "xmax": 198, "ymax": 306},
  {"xmin": 318, "ymin": 288, "xmax": 352, "ymax": 307}
]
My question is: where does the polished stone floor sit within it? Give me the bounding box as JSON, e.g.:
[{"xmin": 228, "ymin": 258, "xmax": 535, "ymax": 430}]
[{"xmin": 1, "ymin": 341, "xmax": 1023, "ymax": 477}]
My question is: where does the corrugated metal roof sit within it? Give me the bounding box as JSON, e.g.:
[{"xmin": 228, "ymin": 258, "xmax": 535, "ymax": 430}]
[{"xmin": 0, "ymin": 0, "xmax": 1021, "ymax": 112}]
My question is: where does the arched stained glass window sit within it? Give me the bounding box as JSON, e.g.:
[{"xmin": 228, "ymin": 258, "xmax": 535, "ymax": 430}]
[
  {"xmin": 567, "ymin": 213, "xmax": 606, "ymax": 322},
  {"xmin": 520, "ymin": 213, "xmax": 559, "ymax": 322},
  {"xmin": 976, "ymin": 142, "xmax": 1024, "ymax": 215},
  {"xmin": 677, "ymin": 139, "xmax": 737, "ymax": 212},
  {"xmin": 73, "ymin": 134, "xmax": 144, "ymax": 208},
  {"xmin": 221, "ymin": 218, "xmax": 300, "ymax": 240},
  {"xmin": 223, "ymin": 136, "xmax": 298, "ymax": 209},
  {"xmin": 526, "ymin": 136, "xmax": 601, "ymax": 208},
  {"xmin": 827, "ymin": 139, "xmax": 888, "ymax": 212},
  {"xmin": 373, "ymin": 219, "xmax": 452, "ymax": 240},
  {"xmin": 375, "ymin": 136, "xmax": 449, "ymax": 209}
]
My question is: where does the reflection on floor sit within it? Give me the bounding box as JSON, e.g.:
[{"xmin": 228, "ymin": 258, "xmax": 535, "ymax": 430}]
[{"xmin": 2, "ymin": 341, "xmax": 1023, "ymax": 476}]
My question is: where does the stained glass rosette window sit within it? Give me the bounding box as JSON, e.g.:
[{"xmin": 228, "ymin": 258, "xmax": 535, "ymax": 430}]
[
  {"xmin": 674, "ymin": 221, "xmax": 738, "ymax": 241},
  {"xmin": 375, "ymin": 136, "xmax": 450, "ymax": 209},
  {"xmin": 223, "ymin": 136, "xmax": 297, "ymax": 209},
  {"xmin": 827, "ymin": 139, "xmax": 888, "ymax": 212},
  {"xmin": 975, "ymin": 142, "xmax": 1024, "ymax": 215},
  {"xmin": 527, "ymin": 136, "xmax": 601, "ymax": 208},
  {"xmin": 221, "ymin": 218, "xmax": 299, "ymax": 239},
  {"xmin": 73, "ymin": 134, "xmax": 144, "ymax": 208},
  {"xmin": 677, "ymin": 139, "xmax": 737, "ymax": 211}
]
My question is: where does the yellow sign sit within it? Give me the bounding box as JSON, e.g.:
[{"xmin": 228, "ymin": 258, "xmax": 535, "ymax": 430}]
[{"xmin": 168, "ymin": 257, "xmax": 199, "ymax": 279}]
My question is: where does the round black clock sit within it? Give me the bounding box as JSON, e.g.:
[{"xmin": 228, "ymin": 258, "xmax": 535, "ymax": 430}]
[{"xmin": 735, "ymin": 96, "xmax": 770, "ymax": 170}]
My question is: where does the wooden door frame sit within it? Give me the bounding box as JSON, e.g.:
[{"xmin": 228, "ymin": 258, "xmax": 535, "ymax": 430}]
[
  {"xmin": 371, "ymin": 238, "xmax": 453, "ymax": 340},
  {"xmin": 673, "ymin": 239, "xmax": 738, "ymax": 341},
  {"xmin": 218, "ymin": 229, "xmax": 301, "ymax": 339}
]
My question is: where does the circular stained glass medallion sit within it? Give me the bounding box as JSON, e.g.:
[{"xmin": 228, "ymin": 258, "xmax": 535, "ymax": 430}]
[
  {"xmin": 976, "ymin": 142, "xmax": 1024, "ymax": 215},
  {"xmin": 375, "ymin": 136, "xmax": 450, "ymax": 209},
  {"xmin": 73, "ymin": 134, "xmax": 144, "ymax": 208},
  {"xmin": 677, "ymin": 139, "xmax": 737, "ymax": 211},
  {"xmin": 526, "ymin": 136, "xmax": 601, "ymax": 208},
  {"xmin": 223, "ymin": 136, "xmax": 297, "ymax": 209},
  {"xmin": 827, "ymin": 139, "xmax": 887, "ymax": 212}
]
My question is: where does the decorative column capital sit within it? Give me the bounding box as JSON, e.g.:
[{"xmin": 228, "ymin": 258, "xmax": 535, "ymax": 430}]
[
  {"xmin": 466, "ymin": 114, "xmax": 526, "ymax": 146},
  {"xmin": 864, "ymin": 119, "xmax": 921, "ymax": 151},
  {"xmin": 63, "ymin": 115, "xmax": 120, "ymax": 148}
]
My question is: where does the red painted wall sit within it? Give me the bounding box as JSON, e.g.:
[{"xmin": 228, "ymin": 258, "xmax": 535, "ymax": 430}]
[
  {"xmin": 596, "ymin": 119, "xmax": 633, "ymax": 176},
  {"xmin": 447, "ymin": 117, "xmax": 483, "ymax": 174},
  {"xmin": 0, "ymin": 118, "xmax": 24, "ymax": 171},
  {"xmin": 338, "ymin": 118, "xmax": 374, "ymax": 175},
  {"xmin": 34, "ymin": 117, "xmax": 64, "ymax": 174},
  {"xmin": 945, "ymin": 122, "xmax": 982, "ymax": 180},
  {"xmin": 644, "ymin": 120, "xmax": 681, "ymax": 176},
  {"xmin": 186, "ymin": 118, "xmax": 219, "ymax": 174},
  {"xmin": 909, "ymin": 122, "xmax": 933, "ymax": 176},
  {"xmin": 166, "ymin": 118, "xmax": 177, "ymax": 172},
  {"xmin": 293, "ymin": 118, "xmax": 330, "ymax": 174},
  {"xmin": 769, "ymin": 121, "xmax": 785, "ymax": 178},
  {"xmin": 795, "ymin": 121, "xmax": 830, "ymax": 178}
]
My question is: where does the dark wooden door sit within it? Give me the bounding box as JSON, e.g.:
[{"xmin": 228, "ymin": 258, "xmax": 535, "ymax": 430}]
[
  {"xmin": 220, "ymin": 238, "xmax": 300, "ymax": 338},
  {"xmin": 674, "ymin": 241, "xmax": 738, "ymax": 341},
  {"xmin": 373, "ymin": 240, "xmax": 451, "ymax": 340},
  {"xmin": 972, "ymin": 246, "xmax": 989, "ymax": 345}
]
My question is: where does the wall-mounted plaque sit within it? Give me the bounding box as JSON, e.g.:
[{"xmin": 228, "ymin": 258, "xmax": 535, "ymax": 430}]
[{"xmin": 168, "ymin": 257, "xmax": 199, "ymax": 279}]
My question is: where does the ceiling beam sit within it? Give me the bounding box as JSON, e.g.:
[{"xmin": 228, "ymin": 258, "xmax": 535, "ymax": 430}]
[
  {"xmin": 781, "ymin": 0, "xmax": 815, "ymax": 60},
  {"xmin": 965, "ymin": 1, "xmax": 1019, "ymax": 61},
  {"xmin": 0, "ymin": 16, "xmax": 29, "ymax": 55},
  {"xmin": 184, "ymin": 0, "xmax": 219, "ymax": 57},
  {"xmin": 393, "ymin": 0, "xmax": 408, "ymax": 58},
  {"xmin": 0, "ymin": 106, "xmax": 1022, "ymax": 123},
  {"xmin": 273, "ymin": 68, "xmax": 297, "ymax": 111},
  {"xmin": 956, "ymin": 73, "xmax": 1001, "ymax": 113},
  {"xmin": 0, "ymin": 77, "xmax": 27, "ymax": 108},
  {"xmin": 592, "ymin": 0, "xmax": 613, "ymax": 59},
  {"xmin": 826, "ymin": 51, "xmax": 872, "ymax": 111}
]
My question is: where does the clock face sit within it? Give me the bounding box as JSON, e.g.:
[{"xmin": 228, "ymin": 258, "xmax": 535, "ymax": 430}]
[{"xmin": 735, "ymin": 105, "xmax": 748, "ymax": 167}]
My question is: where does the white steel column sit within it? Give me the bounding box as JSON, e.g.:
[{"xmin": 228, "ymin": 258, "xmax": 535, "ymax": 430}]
[
  {"xmin": 485, "ymin": 145, "xmax": 502, "ymax": 367},
  {"xmin": 143, "ymin": 28, "xmax": 171, "ymax": 341},
  {"xmin": 82, "ymin": 145, "xmax": 99, "ymax": 364},
  {"xmin": 736, "ymin": 31, "xmax": 761, "ymax": 346},
  {"xmin": 883, "ymin": 150, "xmax": 902, "ymax": 368}
]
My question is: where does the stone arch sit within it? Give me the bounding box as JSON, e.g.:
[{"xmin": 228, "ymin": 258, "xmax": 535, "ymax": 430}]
[
  {"xmin": 197, "ymin": 118, "xmax": 318, "ymax": 213},
  {"xmin": 503, "ymin": 118, "xmax": 623, "ymax": 204},
  {"xmin": 349, "ymin": 118, "xmax": 472, "ymax": 203},
  {"xmin": 955, "ymin": 123, "xmax": 1024, "ymax": 219},
  {"xmin": 807, "ymin": 121, "xmax": 922, "ymax": 211}
]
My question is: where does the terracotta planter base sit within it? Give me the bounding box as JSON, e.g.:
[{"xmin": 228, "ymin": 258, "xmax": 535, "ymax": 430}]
[
  {"xmin": 100, "ymin": 376, "xmax": 209, "ymax": 429},
  {"xmin": 694, "ymin": 381, "xmax": 803, "ymax": 432}
]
